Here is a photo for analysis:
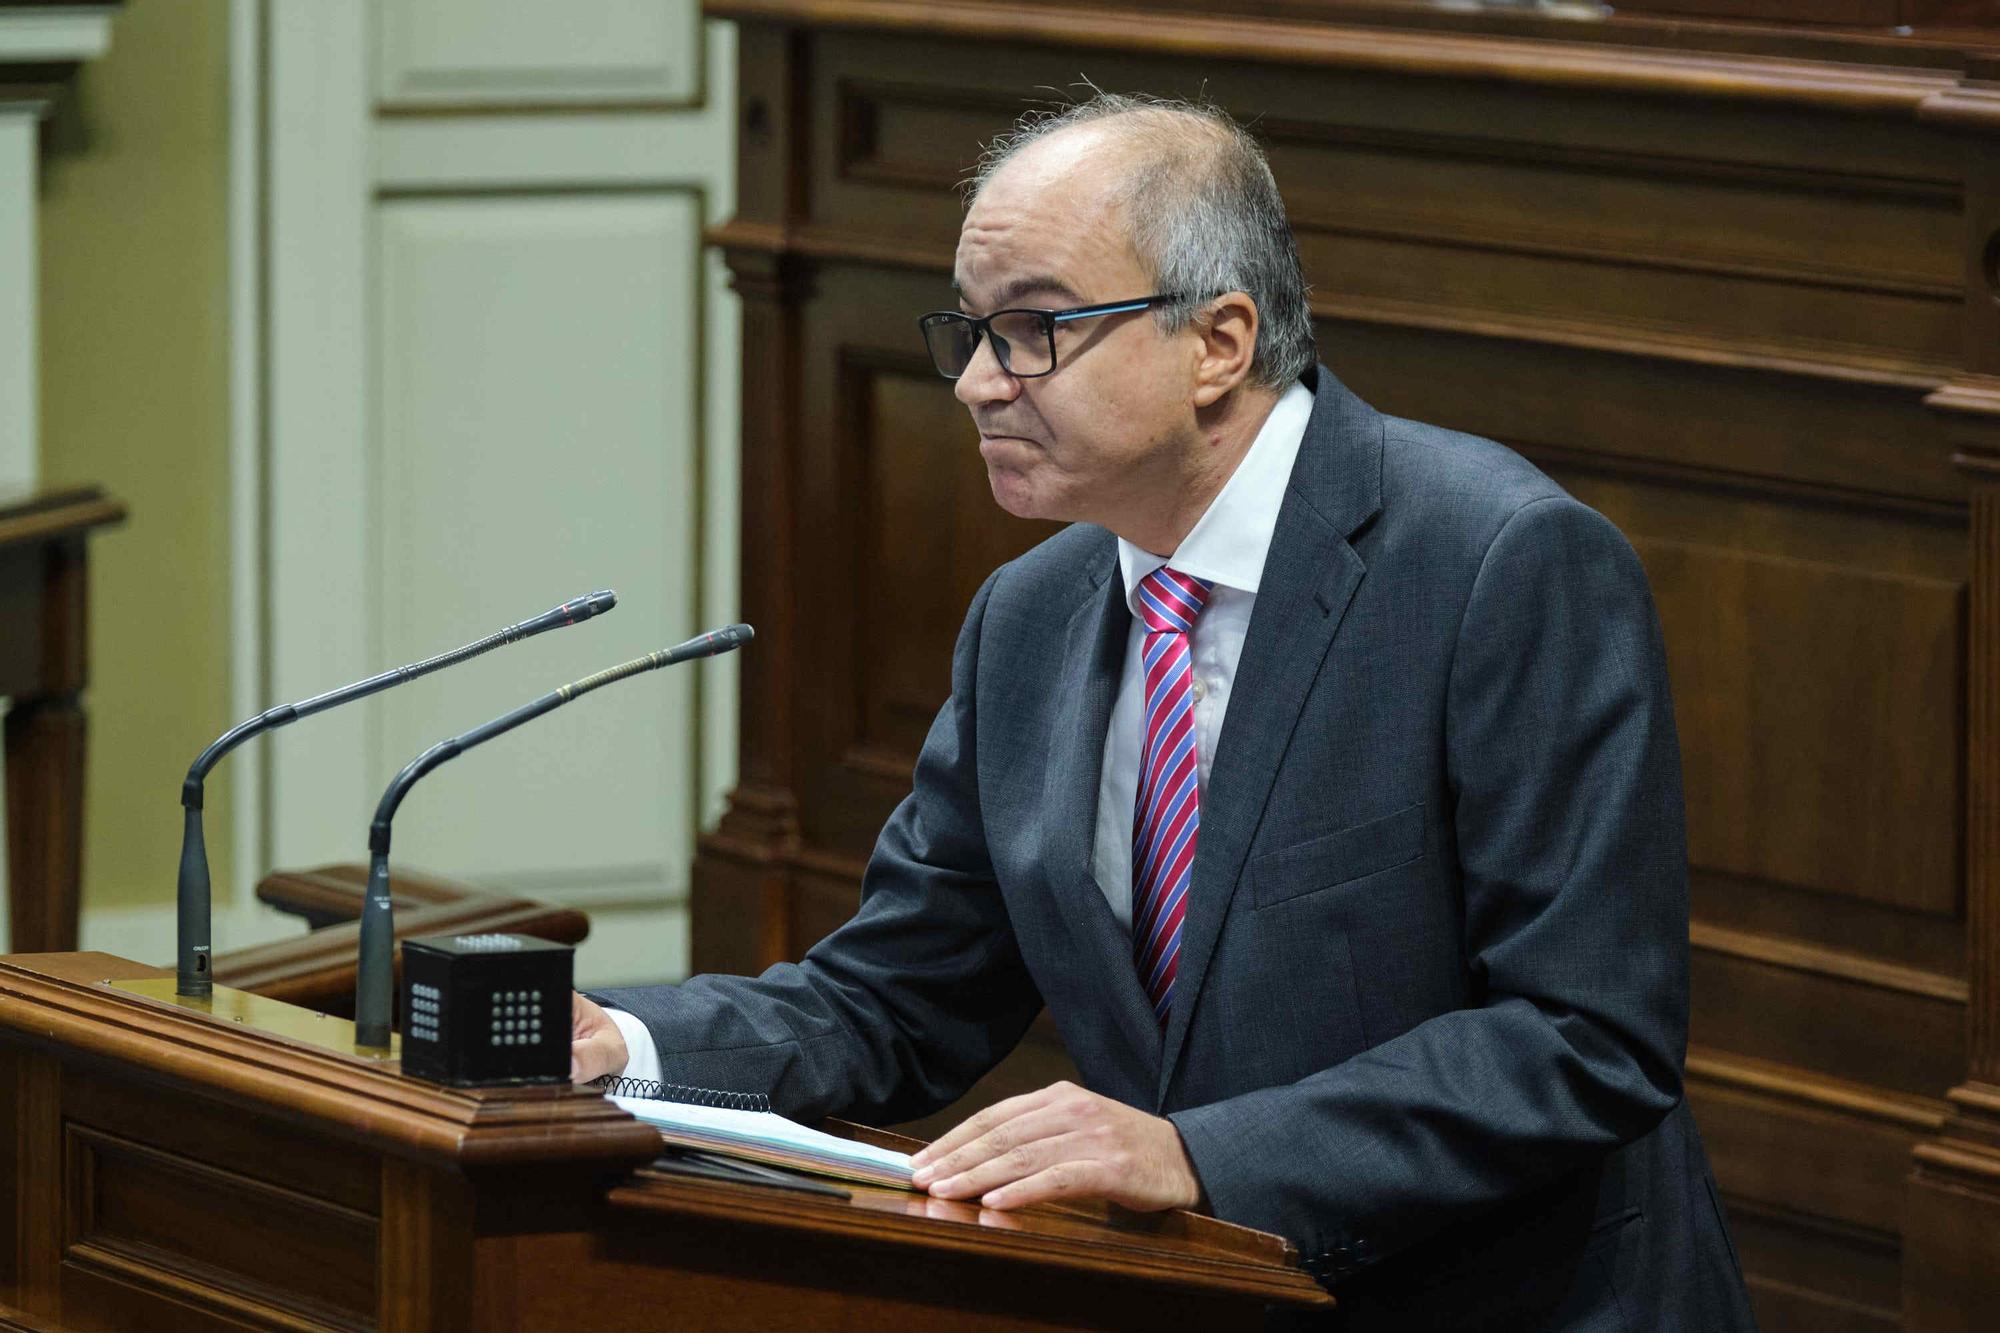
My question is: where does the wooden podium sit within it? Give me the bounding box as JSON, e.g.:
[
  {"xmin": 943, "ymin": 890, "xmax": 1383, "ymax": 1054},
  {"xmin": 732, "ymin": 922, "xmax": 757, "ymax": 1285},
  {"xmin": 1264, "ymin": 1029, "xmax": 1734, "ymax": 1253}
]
[{"xmin": 0, "ymin": 952, "xmax": 1330, "ymax": 1331}]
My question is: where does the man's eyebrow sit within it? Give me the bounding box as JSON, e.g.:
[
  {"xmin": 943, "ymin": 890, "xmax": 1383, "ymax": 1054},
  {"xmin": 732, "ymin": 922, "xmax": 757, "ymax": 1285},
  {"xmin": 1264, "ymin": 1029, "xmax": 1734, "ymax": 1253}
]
[{"xmin": 953, "ymin": 274, "xmax": 1083, "ymax": 310}]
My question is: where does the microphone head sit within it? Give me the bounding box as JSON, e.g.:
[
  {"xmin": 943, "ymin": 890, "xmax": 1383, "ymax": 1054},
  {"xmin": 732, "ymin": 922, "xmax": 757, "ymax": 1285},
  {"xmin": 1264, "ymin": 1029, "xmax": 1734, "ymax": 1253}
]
[
  {"xmin": 547, "ymin": 589, "xmax": 617, "ymax": 626},
  {"xmin": 661, "ymin": 623, "xmax": 757, "ymax": 665}
]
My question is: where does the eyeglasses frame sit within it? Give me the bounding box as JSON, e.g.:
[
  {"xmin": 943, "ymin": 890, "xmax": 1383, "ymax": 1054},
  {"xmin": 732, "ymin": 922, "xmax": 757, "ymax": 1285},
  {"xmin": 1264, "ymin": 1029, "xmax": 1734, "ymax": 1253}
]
[{"xmin": 917, "ymin": 293, "xmax": 1185, "ymax": 380}]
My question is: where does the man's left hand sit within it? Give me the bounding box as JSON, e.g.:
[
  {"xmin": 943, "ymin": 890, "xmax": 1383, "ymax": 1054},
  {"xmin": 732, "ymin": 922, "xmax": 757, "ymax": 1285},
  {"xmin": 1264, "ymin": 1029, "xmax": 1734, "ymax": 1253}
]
[{"xmin": 909, "ymin": 1080, "xmax": 1203, "ymax": 1212}]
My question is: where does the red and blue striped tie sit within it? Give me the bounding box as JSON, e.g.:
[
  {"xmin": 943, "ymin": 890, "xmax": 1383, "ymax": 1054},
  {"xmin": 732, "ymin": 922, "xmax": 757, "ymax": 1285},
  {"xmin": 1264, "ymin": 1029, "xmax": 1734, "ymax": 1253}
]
[{"xmin": 1132, "ymin": 566, "xmax": 1213, "ymax": 1026}]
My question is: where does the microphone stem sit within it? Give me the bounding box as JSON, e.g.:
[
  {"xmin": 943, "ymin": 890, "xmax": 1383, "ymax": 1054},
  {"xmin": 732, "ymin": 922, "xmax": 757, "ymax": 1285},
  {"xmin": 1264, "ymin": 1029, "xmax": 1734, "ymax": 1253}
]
[
  {"xmin": 354, "ymin": 852, "xmax": 396, "ymax": 1049},
  {"xmin": 350, "ymin": 625, "xmax": 751, "ymax": 1049},
  {"xmin": 354, "ymin": 692, "xmax": 565, "ymax": 1046},
  {"xmin": 174, "ymin": 590, "xmax": 615, "ymax": 998}
]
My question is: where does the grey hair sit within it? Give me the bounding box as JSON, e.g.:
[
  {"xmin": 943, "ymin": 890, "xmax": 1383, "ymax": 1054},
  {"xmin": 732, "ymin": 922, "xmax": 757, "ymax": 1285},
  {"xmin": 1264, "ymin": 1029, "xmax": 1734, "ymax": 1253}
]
[{"xmin": 966, "ymin": 92, "xmax": 1316, "ymax": 390}]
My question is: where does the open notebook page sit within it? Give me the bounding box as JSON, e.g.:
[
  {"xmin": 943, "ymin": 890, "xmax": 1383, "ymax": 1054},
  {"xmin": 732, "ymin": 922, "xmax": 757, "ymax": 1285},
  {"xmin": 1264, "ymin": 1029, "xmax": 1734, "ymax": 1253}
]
[{"xmin": 612, "ymin": 1095, "xmax": 917, "ymax": 1190}]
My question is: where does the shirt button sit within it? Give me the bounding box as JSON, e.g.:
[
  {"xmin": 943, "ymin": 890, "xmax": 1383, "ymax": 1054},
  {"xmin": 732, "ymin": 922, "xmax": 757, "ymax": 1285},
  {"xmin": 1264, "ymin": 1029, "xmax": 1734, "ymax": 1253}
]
[{"xmin": 1192, "ymin": 679, "xmax": 1206, "ymax": 701}]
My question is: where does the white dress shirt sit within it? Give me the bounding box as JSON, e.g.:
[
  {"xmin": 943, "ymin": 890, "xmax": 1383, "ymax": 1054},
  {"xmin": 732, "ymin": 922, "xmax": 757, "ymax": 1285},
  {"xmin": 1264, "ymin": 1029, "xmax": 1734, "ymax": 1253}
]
[
  {"xmin": 1091, "ymin": 382, "xmax": 1315, "ymax": 928},
  {"xmin": 606, "ymin": 382, "xmax": 1318, "ymax": 1083}
]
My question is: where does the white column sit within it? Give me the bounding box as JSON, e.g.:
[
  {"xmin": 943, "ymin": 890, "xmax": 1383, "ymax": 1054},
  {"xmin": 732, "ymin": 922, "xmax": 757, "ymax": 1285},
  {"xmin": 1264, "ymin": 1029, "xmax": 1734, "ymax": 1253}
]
[
  {"xmin": 0, "ymin": 107, "xmax": 37, "ymax": 494},
  {"xmin": 0, "ymin": 106, "xmax": 39, "ymax": 940}
]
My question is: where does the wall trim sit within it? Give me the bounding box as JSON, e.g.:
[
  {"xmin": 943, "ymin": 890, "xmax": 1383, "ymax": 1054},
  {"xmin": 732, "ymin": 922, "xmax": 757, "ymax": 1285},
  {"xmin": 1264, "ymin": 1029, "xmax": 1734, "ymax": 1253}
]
[
  {"xmin": 227, "ymin": 0, "xmax": 269, "ymax": 907},
  {"xmin": 0, "ymin": 6, "xmax": 117, "ymax": 63}
]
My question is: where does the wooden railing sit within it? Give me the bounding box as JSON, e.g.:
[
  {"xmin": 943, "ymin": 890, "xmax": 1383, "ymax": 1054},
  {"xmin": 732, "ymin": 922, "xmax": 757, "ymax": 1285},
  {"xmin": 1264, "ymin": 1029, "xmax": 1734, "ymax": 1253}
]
[{"xmin": 210, "ymin": 864, "xmax": 588, "ymax": 1015}]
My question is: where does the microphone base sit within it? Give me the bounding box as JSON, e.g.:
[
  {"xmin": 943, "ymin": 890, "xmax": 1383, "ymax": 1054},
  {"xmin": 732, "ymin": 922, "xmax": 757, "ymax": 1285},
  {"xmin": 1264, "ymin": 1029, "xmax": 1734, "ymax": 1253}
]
[{"xmin": 105, "ymin": 978, "xmax": 403, "ymax": 1062}]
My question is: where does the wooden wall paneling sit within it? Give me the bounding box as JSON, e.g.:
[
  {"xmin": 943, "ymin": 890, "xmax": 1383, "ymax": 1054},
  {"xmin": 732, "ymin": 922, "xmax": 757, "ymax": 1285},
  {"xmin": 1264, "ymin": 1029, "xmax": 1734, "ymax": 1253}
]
[
  {"xmin": 1901, "ymin": 104, "xmax": 2000, "ymax": 1333},
  {"xmin": 1691, "ymin": 950, "xmax": 1964, "ymax": 1097},
  {"xmin": 1905, "ymin": 442, "xmax": 2000, "ymax": 1331},
  {"xmin": 692, "ymin": 18, "xmax": 812, "ymax": 975},
  {"xmin": 694, "ymin": 6, "xmax": 2000, "ymax": 1326},
  {"xmin": 1689, "ymin": 868, "xmax": 1968, "ymax": 980},
  {"xmin": 1727, "ymin": 1202, "xmax": 1903, "ymax": 1333},
  {"xmin": 1689, "ymin": 1052, "xmax": 1940, "ymax": 1331},
  {"xmin": 1635, "ymin": 539, "xmax": 1963, "ymax": 915},
  {"xmin": 802, "ymin": 264, "xmax": 1057, "ymax": 860},
  {"xmin": 1337, "ymin": 328, "xmax": 1963, "ymax": 503}
]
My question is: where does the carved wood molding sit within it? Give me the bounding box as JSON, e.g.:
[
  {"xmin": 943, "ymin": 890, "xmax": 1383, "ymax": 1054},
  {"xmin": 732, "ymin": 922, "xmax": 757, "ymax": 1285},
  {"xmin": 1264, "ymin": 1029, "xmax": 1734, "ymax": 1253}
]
[
  {"xmin": 702, "ymin": 781, "xmax": 803, "ymax": 856},
  {"xmin": 1913, "ymin": 1073, "xmax": 2000, "ymax": 1179},
  {"xmin": 1690, "ymin": 922, "xmax": 1969, "ymax": 1005},
  {"xmin": 210, "ymin": 864, "xmax": 589, "ymax": 1014},
  {"xmin": 1919, "ymin": 80, "xmax": 2000, "ymax": 132},
  {"xmin": 709, "ymin": 0, "xmax": 1985, "ymax": 114},
  {"xmin": 0, "ymin": 487, "xmax": 126, "ymax": 552},
  {"xmin": 1687, "ymin": 1046, "xmax": 1949, "ymax": 1133},
  {"xmin": 712, "ymin": 218, "xmax": 1965, "ymax": 396}
]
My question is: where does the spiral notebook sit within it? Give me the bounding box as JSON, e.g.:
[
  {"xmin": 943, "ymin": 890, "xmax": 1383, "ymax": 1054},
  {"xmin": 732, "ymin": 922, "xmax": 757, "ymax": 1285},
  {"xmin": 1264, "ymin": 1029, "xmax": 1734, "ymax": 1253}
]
[{"xmin": 598, "ymin": 1077, "xmax": 916, "ymax": 1192}]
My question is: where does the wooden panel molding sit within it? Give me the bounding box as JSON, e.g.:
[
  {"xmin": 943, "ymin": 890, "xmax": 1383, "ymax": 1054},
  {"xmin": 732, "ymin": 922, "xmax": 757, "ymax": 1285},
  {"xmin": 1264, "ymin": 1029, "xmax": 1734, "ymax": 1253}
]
[
  {"xmin": 1637, "ymin": 537, "xmax": 1964, "ymax": 914},
  {"xmin": 708, "ymin": 0, "xmax": 1977, "ymax": 111},
  {"xmin": 62, "ymin": 1124, "xmax": 376, "ymax": 1330}
]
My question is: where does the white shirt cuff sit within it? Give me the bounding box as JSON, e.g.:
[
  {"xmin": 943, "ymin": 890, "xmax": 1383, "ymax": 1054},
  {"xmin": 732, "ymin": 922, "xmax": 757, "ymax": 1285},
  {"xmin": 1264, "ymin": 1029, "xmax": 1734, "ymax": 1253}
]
[{"xmin": 603, "ymin": 1006, "xmax": 664, "ymax": 1085}]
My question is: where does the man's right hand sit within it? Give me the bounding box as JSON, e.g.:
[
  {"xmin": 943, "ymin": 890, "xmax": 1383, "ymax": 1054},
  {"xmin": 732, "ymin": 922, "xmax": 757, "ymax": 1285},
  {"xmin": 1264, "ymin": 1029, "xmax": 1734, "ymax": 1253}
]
[{"xmin": 570, "ymin": 991, "xmax": 629, "ymax": 1084}]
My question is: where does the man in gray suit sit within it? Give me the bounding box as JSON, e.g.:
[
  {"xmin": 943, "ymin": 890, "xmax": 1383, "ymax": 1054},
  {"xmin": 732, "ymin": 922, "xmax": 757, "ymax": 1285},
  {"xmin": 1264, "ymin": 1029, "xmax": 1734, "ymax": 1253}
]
[{"xmin": 573, "ymin": 94, "xmax": 1756, "ymax": 1329}]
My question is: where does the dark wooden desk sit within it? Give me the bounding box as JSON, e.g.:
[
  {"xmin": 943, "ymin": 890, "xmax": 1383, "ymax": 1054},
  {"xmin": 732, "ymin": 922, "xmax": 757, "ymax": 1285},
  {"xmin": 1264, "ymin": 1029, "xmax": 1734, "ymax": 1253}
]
[{"xmin": 0, "ymin": 486, "xmax": 123, "ymax": 955}]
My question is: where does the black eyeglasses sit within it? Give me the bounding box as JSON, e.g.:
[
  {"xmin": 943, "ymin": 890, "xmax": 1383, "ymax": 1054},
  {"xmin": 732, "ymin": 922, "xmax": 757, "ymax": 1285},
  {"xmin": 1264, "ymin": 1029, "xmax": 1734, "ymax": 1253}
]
[{"xmin": 917, "ymin": 294, "xmax": 1182, "ymax": 380}]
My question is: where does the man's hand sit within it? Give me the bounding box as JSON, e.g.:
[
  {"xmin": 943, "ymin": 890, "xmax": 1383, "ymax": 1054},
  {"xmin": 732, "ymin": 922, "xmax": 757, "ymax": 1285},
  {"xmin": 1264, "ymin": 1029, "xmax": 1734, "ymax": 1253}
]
[
  {"xmin": 909, "ymin": 1080, "xmax": 1203, "ymax": 1212},
  {"xmin": 570, "ymin": 991, "xmax": 628, "ymax": 1084}
]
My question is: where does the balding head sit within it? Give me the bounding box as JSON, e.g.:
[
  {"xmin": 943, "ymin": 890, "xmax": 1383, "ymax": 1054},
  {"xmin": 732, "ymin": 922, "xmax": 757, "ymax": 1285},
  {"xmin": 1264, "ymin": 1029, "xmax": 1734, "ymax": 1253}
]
[{"xmin": 967, "ymin": 95, "xmax": 1315, "ymax": 390}]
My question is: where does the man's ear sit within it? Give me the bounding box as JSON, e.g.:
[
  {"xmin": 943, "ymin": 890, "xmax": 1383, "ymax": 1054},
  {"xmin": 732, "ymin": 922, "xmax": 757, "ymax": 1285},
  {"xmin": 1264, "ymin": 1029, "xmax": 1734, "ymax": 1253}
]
[{"xmin": 1191, "ymin": 292, "xmax": 1260, "ymax": 409}]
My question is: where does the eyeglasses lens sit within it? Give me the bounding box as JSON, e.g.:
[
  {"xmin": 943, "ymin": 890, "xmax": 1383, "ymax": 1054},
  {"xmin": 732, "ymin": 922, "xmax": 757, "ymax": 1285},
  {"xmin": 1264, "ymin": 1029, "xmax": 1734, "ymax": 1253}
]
[
  {"xmin": 989, "ymin": 312, "xmax": 1052, "ymax": 376},
  {"xmin": 923, "ymin": 312, "xmax": 1053, "ymax": 378},
  {"xmin": 923, "ymin": 317, "xmax": 979, "ymax": 378}
]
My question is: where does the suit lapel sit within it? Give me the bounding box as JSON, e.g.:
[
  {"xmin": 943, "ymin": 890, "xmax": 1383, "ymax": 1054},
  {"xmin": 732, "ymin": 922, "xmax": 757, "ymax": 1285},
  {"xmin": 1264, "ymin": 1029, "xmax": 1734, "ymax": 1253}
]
[
  {"xmin": 1155, "ymin": 368, "xmax": 1385, "ymax": 1106},
  {"xmin": 1042, "ymin": 548, "xmax": 1165, "ymax": 1080}
]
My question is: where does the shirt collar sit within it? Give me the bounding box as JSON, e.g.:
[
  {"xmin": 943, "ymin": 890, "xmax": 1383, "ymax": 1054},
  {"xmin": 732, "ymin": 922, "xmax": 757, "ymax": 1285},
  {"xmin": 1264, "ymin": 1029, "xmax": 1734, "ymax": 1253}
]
[{"xmin": 1116, "ymin": 380, "xmax": 1316, "ymax": 611}]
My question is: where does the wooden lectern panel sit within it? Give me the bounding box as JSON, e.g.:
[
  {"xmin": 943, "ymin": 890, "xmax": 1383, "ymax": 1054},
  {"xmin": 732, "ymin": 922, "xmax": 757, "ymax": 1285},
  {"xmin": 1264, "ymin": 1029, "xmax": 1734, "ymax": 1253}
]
[{"xmin": 0, "ymin": 952, "xmax": 1325, "ymax": 1330}]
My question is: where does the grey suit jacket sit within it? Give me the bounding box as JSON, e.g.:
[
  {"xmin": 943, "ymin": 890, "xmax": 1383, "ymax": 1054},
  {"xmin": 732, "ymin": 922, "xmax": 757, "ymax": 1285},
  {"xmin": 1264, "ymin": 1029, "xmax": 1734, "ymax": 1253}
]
[{"xmin": 601, "ymin": 366, "xmax": 1758, "ymax": 1331}]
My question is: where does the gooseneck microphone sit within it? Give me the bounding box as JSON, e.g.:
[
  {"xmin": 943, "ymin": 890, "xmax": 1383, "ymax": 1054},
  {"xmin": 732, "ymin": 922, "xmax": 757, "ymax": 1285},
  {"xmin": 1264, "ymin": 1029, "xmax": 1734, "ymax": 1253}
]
[
  {"xmin": 352, "ymin": 623, "xmax": 753, "ymax": 1048},
  {"xmin": 175, "ymin": 590, "xmax": 619, "ymax": 998}
]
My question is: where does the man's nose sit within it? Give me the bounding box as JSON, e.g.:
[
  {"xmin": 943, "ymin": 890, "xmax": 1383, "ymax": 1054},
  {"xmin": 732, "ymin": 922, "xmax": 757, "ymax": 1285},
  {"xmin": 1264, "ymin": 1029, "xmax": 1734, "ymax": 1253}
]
[{"xmin": 953, "ymin": 332, "xmax": 1020, "ymax": 409}]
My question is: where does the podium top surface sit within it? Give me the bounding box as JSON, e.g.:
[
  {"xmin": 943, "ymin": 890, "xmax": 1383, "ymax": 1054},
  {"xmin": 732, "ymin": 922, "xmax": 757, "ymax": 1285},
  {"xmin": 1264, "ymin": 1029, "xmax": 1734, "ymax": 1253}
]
[{"xmin": 0, "ymin": 952, "xmax": 661, "ymax": 1170}]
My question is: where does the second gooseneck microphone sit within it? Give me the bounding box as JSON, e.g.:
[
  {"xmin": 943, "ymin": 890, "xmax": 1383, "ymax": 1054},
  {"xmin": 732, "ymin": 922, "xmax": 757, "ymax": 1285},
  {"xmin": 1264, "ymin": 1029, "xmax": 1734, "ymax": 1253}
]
[
  {"xmin": 174, "ymin": 590, "xmax": 617, "ymax": 997},
  {"xmin": 352, "ymin": 623, "xmax": 754, "ymax": 1049}
]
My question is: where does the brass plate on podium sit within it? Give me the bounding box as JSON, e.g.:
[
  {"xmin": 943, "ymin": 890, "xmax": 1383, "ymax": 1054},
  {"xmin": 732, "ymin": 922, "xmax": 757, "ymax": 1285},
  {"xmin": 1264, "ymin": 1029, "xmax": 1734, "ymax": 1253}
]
[{"xmin": 105, "ymin": 978, "xmax": 401, "ymax": 1061}]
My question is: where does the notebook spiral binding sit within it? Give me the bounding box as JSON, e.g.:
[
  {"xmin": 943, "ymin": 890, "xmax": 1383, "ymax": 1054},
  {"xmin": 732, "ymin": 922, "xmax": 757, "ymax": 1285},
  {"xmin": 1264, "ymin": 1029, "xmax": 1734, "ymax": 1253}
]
[{"xmin": 593, "ymin": 1076, "xmax": 771, "ymax": 1112}]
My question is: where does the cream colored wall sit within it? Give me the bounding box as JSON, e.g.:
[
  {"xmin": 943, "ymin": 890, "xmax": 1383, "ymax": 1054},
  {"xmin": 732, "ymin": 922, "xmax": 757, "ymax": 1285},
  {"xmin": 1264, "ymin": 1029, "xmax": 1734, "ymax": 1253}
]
[
  {"xmin": 29, "ymin": 2, "xmax": 738, "ymax": 984},
  {"xmin": 36, "ymin": 0, "xmax": 236, "ymax": 918}
]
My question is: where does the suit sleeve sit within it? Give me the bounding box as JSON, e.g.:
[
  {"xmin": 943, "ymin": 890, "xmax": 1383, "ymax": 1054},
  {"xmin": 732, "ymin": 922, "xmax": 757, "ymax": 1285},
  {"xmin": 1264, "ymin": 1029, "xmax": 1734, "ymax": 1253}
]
[
  {"xmin": 1169, "ymin": 495, "xmax": 1688, "ymax": 1270},
  {"xmin": 592, "ymin": 568, "xmax": 1044, "ymax": 1125}
]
